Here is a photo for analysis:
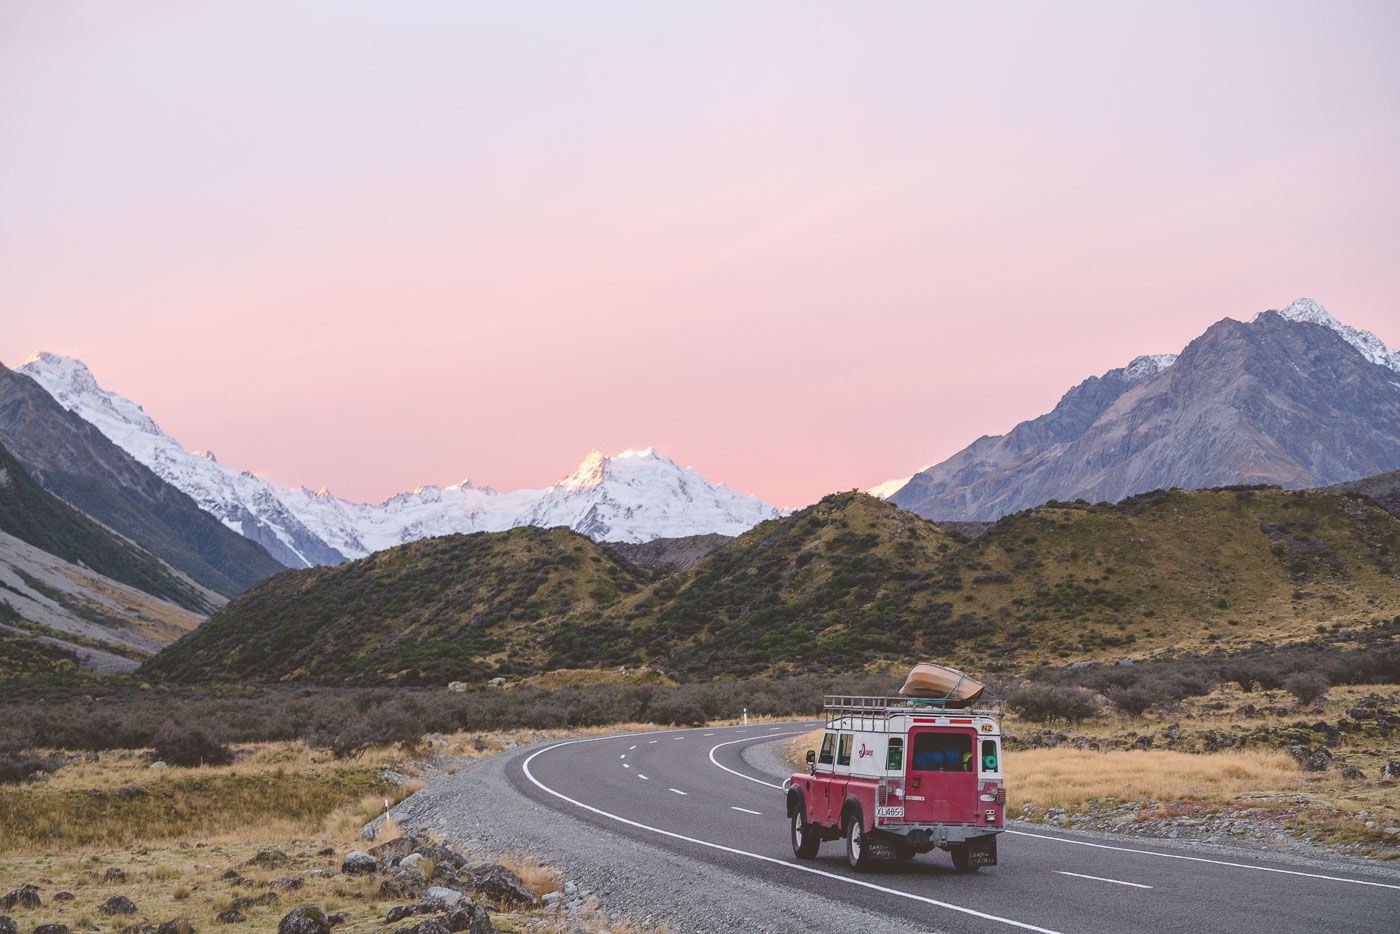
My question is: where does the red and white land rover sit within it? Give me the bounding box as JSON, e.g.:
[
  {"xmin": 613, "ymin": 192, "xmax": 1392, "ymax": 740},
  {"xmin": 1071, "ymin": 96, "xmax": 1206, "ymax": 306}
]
[{"xmin": 783, "ymin": 694, "xmax": 1005, "ymax": 871}]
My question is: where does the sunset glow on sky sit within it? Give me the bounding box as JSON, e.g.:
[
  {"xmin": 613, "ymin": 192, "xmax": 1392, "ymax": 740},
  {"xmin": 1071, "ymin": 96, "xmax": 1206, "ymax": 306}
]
[{"xmin": 4, "ymin": 2, "xmax": 1398, "ymax": 507}]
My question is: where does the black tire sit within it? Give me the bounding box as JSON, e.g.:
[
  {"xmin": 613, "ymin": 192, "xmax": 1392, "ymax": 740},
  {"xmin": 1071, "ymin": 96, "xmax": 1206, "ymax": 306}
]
[
  {"xmin": 791, "ymin": 808, "xmax": 820, "ymax": 859},
  {"xmin": 845, "ymin": 815, "xmax": 873, "ymax": 872},
  {"xmin": 950, "ymin": 842, "xmax": 980, "ymax": 873}
]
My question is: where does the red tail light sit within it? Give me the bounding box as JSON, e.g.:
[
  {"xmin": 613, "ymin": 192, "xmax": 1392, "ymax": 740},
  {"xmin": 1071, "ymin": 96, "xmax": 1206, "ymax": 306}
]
[
  {"xmin": 996, "ymin": 787, "xmax": 1006, "ymax": 805},
  {"xmin": 878, "ymin": 784, "xmax": 887, "ymax": 806}
]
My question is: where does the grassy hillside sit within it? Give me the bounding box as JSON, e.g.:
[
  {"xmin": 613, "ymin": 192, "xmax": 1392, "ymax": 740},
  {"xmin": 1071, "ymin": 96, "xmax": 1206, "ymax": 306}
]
[
  {"xmin": 141, "ymin": 488, "xmax": 1400, "ymax": 685},
  {"xmin": 139, "ymin": 526, "xmax": 650, "ymax": 684},
  {"xmin": 0, "ymin": 441, "xmax": 216, "ymax": 613}
]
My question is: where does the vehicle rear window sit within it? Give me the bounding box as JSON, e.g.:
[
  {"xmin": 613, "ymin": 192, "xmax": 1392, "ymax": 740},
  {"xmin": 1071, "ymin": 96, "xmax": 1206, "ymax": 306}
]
[
  {"xmin": 837, "ymin": 733, "xmax": 853, "ymax": 767},
  {"xmin": 910, "ymin": 732, "xmax": 972, "ymax": 772},
  {"xmin": 817, "ymin": 732, "xmax": 836, "ymax": 766},
  {"xmin": 885, "ymin": 737, "xmax": 904, "ymax": 771}
]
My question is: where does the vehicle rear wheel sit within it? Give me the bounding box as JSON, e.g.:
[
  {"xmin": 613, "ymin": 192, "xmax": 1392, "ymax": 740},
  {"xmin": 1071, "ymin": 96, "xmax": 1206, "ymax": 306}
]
[
  {"xmin": 845, "ymin": 815, "xmax": 873, "ymax": 872},
  {"xmin": 949, "ymin": 842, "xmax": 980, "ymax": 873},
  {"xmin": 790, "ymin": 808, "xmax": 819, "ymax": 859}
]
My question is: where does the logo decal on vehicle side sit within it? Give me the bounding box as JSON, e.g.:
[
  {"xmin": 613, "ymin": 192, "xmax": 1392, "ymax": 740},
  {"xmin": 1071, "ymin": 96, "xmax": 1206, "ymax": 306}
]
[{"xmin": 857, "ymin": 743, "xmax": 873, "ymax": 758}]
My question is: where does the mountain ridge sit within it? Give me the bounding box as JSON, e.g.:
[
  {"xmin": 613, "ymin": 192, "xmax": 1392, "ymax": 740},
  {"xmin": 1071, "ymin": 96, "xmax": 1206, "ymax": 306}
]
[
  {"xmin": 891, "ymin": 300, "xmax": 1400, "ymax": 520},
  {"xmin": 18, "ymin": 354, "xmax": 784, "ymax": 563}
]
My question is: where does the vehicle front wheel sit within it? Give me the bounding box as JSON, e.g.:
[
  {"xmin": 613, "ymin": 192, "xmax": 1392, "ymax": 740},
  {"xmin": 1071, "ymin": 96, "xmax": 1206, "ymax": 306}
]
[
  {"xmin": 949, "ymin": 842, "xmax": 980, "ymax": 873},
  {"xmin": 791, "ymin": 808, "xmax": 819, "ymax": 859},
  {"xmin": 845, "ymin": 815, "xmax": 873, "ymax": 872}
]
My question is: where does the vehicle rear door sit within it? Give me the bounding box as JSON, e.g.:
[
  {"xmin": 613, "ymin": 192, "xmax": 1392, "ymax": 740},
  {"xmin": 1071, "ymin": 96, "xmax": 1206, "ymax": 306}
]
[
  {"xmin": 902, "ymin": 727, "xmax": 978, "ymax": 824},
  {"xmin": 827, "ymin": 731, "xmax": 855, "ymax": 825}
]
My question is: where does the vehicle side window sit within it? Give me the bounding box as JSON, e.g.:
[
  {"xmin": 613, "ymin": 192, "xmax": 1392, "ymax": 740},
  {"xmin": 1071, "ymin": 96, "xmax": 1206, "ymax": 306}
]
[
  {"xmin": 910, "ymin": 732, "xmax": 973, "ymax": 772},
  {"xmin": 817, "ymin": 732, "xmax": 836, "ymax": 766},
  {"xmin": 886, "ymin": 737, "xmax": 904, "ymax": 771},
  {"xmin": 981, "ymin": 739, "xmax": 999, "ymax": 772},
  {"xmin": 837, "ymin": 733, "xmax": 853, "ymax": 767}
]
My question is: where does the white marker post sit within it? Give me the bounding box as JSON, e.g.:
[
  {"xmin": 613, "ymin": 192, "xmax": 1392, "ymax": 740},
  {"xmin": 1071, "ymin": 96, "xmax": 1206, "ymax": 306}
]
[{"xmin": 743, "ymin": 707, "xmax": 748, "ymax": 725}]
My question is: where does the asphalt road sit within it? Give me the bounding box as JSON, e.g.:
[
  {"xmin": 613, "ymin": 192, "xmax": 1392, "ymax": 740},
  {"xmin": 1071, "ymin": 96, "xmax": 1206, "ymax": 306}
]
[{"xmin": 511, "ymin": 721, "xmax": 1400, "ymax": 934}]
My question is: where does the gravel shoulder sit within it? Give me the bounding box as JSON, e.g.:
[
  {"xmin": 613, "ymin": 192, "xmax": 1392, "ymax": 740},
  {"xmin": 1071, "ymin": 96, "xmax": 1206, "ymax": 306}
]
[{"xmin": 393, "ymin": 733, "xmax": 924, "ymax": 934}]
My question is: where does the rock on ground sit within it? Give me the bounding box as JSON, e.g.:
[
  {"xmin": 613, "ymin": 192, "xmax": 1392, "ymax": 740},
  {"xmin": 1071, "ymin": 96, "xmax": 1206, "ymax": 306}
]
[{"xmin": 278, "ymin": 905, "xmax": 331, "ymax": 934}]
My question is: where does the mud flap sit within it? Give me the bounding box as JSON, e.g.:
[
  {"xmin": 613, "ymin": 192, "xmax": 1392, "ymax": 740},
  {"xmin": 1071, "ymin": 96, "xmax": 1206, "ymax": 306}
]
[{"xmin": 967, "ymin": 834, "xmax": 997, "ymax": 867}]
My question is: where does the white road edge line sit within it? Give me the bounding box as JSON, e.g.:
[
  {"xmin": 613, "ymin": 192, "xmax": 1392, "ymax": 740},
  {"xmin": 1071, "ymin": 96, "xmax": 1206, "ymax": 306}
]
[
  {"xmin": 708, "ymin": 736, "xmax": 789, "ymax": 789},
  {"xmin": 523, "ymin": 729, "xmax": 1064, "ymax": 934},
  {"xmin": 1056, "ymin": 871, "xmax": 1151, "ymax": 889},
  {"xmin": 1010, "ymin": 830, "xmax": 1400, "ymax": 891},
  {"xmin": 704, "ymin": 734, "xmax": 1400, "ymax": 894},
  {"xmin": 669, "ymin": 788, "xmax": 688, "ymax": 795},
  {"xmin": 731, "ymin": 806, "xmax": 762, "ymax": 815}
]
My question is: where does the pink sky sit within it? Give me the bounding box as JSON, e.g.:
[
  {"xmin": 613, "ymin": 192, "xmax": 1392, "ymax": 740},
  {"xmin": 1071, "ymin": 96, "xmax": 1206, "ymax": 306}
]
[{"xmin": 3, "ymin": 2, "xmax": 1398, "ymax": 508}]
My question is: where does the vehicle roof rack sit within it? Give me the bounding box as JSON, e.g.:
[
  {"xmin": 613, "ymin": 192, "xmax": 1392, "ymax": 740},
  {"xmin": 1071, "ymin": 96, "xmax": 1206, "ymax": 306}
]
[{"xmin": 821, "ymin": 694, "xmax": 1003, "ymax": 731}]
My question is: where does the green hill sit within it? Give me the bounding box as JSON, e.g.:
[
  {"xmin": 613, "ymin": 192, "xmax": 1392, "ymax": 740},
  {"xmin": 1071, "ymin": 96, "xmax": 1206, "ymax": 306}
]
[
  {"xmin": 139, "ymin": 525, "xmax": 650, "ymax": 684},
  {"xmin": 141, "ymin": 488, "xmax": 1400, "ymax": 685}
]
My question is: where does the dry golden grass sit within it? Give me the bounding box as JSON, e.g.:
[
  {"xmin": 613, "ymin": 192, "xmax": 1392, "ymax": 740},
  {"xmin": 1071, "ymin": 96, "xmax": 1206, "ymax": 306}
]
[
  {"xmin": 496, "ymin": 852, "xmax": 562, "ymax": 897},
  {"xmin": 1004, "ymin": 748, "xmax": 1302, "ymax": 811}
]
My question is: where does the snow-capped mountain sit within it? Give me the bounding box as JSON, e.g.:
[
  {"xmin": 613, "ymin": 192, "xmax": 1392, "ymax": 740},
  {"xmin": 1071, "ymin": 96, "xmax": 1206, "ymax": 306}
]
[{"xmin": 18, "ymin": 353, "xmax": 783, "ymax": 564}]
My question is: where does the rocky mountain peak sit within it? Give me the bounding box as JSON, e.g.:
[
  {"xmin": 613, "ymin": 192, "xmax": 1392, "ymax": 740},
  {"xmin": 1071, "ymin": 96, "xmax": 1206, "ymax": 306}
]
[{"xmin": 1252, "ymin": 298, "xmax": 1400, "ymax": 374}]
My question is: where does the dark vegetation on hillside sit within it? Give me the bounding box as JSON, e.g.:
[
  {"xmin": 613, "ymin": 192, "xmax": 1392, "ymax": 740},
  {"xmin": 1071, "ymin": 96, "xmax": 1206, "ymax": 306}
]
[
  {"xmin": 0, "ymin": 442, "xmax": 214, "ymax": 611},
  {"xmin": 0, "ymin": 674, "xmax": 899, "ymax": 769},
  {"xmin": 138, "ymin": 486, "xmax": 1400, "ymax": 686}
]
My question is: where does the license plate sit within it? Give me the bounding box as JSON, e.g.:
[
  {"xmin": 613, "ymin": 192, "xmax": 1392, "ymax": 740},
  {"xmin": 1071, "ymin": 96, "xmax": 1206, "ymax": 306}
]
[{"xmin": 875, "ymin": 806, "xmax": 904, "ymax": 819}]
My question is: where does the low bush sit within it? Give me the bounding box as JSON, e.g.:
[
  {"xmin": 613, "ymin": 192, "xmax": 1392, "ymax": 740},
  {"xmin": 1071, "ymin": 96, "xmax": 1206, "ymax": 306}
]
[
  {"xmin": 152, "ymin": 726, "xmax": 234, "ymax": 767},
  {"xmin": 1283, "ymin": 671, "xmax": 1331, "ymax": 706},
  {"xmin": 1006, "ymin": 683, "xmax": 1099, "ymax": 724}
]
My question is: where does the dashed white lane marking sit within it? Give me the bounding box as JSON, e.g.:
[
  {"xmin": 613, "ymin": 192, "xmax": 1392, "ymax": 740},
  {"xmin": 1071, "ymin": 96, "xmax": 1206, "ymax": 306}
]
[
  {"xmin": 623, "ymin": 764, "xmax": 630, "ymax": 769},
  {"xmin": 669, "ymin": 788, "xmax": 687, "ymax": 795},
  {"xmin": 703, "ymin": 733, "xmax": 715, "ymax": 736},
  {"xmin": 619, "ymin": 754, "xmax": 626, "ymax": 759},
  {"xmin": 1056, "ymin": 871, "xmax": 1151, "ymax": 889},
  {"xmin": 1010, "ymin": 830, "xmax": 1400, "ymax": 891},
  {"xmin": 637, "ymin": 774, "xmax": 648, "ymax": 780},
  {"xmin": 523, "ymin": 732, "xmax": 1064, "ymax": 934},
  {"xmin": 769, "ymin": 726, "xmax": 782, "ymax": 731},
  {"xmin": 731, "ymin": 806, "xmax": 762, "ymax": 815},
  {"xmin": 629, "ymin": 745, "xmax": 637, "ymax": 750},
  {"xmin": 648, "ymin": 740, "xmax": 658, "ymax": 744}
]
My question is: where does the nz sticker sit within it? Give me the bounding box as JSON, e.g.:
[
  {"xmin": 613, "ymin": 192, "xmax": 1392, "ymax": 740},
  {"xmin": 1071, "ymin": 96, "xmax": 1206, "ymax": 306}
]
[{"xmin": 875, "ymin": 806, "xmax": 904, "ymax": 818}]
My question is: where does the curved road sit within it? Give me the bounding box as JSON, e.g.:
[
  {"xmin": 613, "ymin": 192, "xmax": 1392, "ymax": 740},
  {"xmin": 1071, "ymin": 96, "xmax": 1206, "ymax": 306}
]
[{"xmin": 509, "ymin": 721, "xmax": 1399, "ymax": 934}]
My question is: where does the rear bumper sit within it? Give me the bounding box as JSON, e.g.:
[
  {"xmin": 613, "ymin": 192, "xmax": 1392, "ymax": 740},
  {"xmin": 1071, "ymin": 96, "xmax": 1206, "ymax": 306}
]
[{"xmin": 875, "ymin": 824, "xmax": 1002, "ymax": 847}]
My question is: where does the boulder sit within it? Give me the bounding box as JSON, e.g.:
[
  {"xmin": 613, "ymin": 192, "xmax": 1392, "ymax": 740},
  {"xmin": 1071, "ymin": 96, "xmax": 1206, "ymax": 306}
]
[
  {"xmin": 1287, "ymin": 744, "xmax": 1310, "ymax": 765},
  {"xmin": 379, "ymin": 869, "xmax": 427, "ymax": 901},
  {"xmin": 369, "ymin": 838, "xmax": 414, "ymax": 861},
  {"xmin": 424, "ymin": 888, "xmax": 463, "ymax": 908},
  {"xmin": 121, "ymin": 926, "xmax": 156, "ymax": 934},
  {"xmin": 157, "ymin": 920, "xmax": 195, "ymax": 934},
  {"xmin": 116, "ymin": 786, "xmax": 148, "ymax": 800},
  {"xmin": 250, "ymin": 848, "xmax": 289, "ymax": 866},
  {"xmin": 1340, "ymin": 764, "xmax": 1364, "ymax": 780},
  {"xmin": 391, "ymin": 921, "xmax": 450, "ymax": 934},
  {"xmin": 1306, "ymin": 747, "xmax": 1333, "ymax": 772},
  {"xmin": 33, "ymin": 925, "xmax": 69, "ymax": 934},
  {"xmin": 53, "ymin": 893, "xmax": 74, "ymax": 902},
  {"xmin": 0, "ymin": 886, "xmax": 40, "ymax": 911},
  {"xmin": 105, "ymin": 868, "xmax": 128, "ymax": 884},
  {"xmin": 1381, "ymin": 760, "xmax": 1400, "ymax": 780},
  {"xmin": 400, "ymin": 853, "xmax": 425, "ymax": 873},
  {"xmin": 277, "ymin": 905, "xmax": 331, "ymax": 934},
  {"xmin": 100, "ymin": 895, "xmax": 139, "ymax": 916},
  {"xmin": 215, "ymin": 909, "xmax": 244, "ymax": 924},
  {"xmin": 341, "ymin": 851, "xmax": 377, "ymax": 875},
  {"xmin": 230, "ymin": 894, "xmax": 279, "ymax": 910},
  {"xmin": 440, "ymin": 902, "xmax": 495, "ymax": 934},
  {"xmin": 327, "ymin": 914, "xmax": 345, "ymax": 928},
  {"xmin": 0, "ymin": 916, "xmax": 15, "ymax": 934},
  {"xmin": 446, "ymin": 682, "xmax": 468, "ymax": 693},
  {"xmin": 460, "ymin": 862, "xmax": 535, "ymax": 906},
  {"xmin": 271, "ymin": 876, "xmax": 304, "ymax": 892}
]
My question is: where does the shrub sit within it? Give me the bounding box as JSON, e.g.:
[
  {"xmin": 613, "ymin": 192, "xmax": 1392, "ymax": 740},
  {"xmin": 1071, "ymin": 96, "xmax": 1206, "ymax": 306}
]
[
  {"xmin": 1283, "ymin": 671, "xmax": 1330, "ymax": 706},
  {"xmin": 1007, "ymin": 683, "xmax": 1099, "ymax": 724},
  {"xmin": 152, "ymin": 726, "xmax": 234, "ymax": 767},
  {"xmin": 1110, "ymin": 685, "xmax": 1160, "ymax": 717}
]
